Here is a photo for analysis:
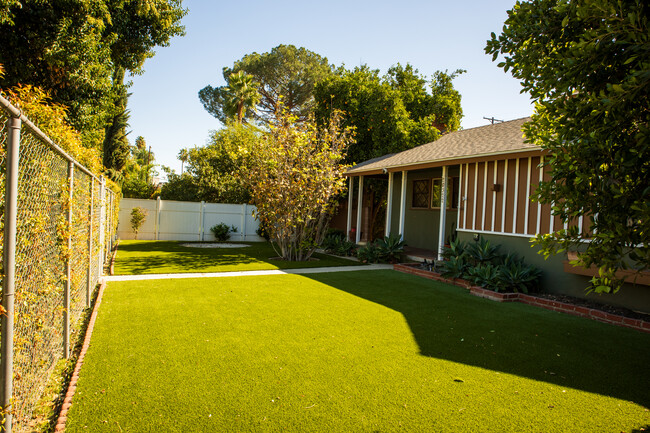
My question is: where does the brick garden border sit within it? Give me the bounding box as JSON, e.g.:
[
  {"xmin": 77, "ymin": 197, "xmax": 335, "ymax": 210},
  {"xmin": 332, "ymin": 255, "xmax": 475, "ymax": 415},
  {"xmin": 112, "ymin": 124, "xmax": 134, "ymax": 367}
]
[
  {"xmin": 54, "ymin": 278, "xmax": 107, "ymax": 432},
  {"xmin": 394, "ymin": 263, "xmax": 650, "ymax": 334}
]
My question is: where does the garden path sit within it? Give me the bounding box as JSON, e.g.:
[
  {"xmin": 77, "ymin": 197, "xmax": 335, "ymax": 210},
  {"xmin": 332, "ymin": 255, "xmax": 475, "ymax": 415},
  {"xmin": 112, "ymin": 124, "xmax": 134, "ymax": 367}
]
[{"xmin": 105, "ymin": 264, "xmax": 393, "ymax": 281}]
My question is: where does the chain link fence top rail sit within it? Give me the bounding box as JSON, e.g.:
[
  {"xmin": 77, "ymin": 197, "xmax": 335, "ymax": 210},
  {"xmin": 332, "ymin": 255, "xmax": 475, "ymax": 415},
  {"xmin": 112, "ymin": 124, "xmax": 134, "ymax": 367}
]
[{"xmin": 0, "ymin": 96, "xmax": 119, "ymax": 432}]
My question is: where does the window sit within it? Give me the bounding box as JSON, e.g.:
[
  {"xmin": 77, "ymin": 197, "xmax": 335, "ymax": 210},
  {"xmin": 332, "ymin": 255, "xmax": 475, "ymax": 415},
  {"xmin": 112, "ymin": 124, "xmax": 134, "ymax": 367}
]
[
  {"xmin": 412, "ymin": 179, "xmax": 430, "ymax": 208},
  {"xmin": 431, "ymin": 177, "xmax": 460, "ymax": 209}
]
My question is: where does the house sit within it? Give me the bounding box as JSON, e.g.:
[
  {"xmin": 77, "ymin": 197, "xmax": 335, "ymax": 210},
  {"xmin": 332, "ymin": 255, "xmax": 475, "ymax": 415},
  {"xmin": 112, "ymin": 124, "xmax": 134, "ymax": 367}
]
[{"xmin": 344, "ymin": 117, "xmax": 650, "ymax": 313}]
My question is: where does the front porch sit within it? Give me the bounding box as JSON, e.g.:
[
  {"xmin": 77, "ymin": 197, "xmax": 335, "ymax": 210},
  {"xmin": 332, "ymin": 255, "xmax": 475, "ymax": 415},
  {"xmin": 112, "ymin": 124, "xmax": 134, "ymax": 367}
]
[{"xmin": 344, "ymin": 165, "xmax": 459, "ymax": 260}]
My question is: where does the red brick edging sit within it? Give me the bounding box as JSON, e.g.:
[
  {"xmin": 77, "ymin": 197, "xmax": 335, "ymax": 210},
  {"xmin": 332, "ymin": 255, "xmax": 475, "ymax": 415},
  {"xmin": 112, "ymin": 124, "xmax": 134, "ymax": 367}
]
[
  {"xmin": 54, "ymin": 278, "xmax": 107, "ymax": 432},
  {"xmin": 394, "ymin": 263, "xmax": 650, "ymax": 334}
]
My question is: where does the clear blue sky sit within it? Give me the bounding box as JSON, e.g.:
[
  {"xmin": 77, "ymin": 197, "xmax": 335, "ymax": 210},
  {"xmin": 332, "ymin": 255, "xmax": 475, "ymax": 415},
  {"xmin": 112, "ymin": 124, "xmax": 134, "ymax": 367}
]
[{"xmin": 127, "ymin": 0, "xmax": 533, "ymax": 174}]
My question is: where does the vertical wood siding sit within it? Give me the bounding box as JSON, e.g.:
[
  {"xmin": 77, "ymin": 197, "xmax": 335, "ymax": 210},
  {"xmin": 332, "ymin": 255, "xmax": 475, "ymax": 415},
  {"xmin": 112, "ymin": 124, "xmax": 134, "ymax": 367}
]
[{"xmin": 458, "ymin": 155, "xmax": 571, "ymax": 237}]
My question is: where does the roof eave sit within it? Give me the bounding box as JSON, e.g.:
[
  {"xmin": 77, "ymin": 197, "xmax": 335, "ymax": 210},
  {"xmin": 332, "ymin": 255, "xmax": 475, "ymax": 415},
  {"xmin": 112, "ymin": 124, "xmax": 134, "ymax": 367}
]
[{"xmin": 345, "ymin": 147, "xmax": 543, "ymax": 176}]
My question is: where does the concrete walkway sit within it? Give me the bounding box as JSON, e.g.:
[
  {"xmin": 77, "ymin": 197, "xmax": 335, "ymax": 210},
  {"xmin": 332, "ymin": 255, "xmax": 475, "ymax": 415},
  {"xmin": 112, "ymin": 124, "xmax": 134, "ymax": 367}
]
[{"xmin": 104, "ymin": 264, "xmax": 394, "ymax": 281}]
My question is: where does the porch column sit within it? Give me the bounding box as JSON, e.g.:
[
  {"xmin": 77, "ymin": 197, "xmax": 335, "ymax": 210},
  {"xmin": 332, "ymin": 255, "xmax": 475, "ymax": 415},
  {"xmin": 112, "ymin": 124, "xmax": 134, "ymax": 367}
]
[
  {"xmin": 346, "ymin": 177, "xmax": 354, "ymax": 241},
  {"xmin": 385, "ymin": 171, "xmax": 394, "ymax": 237},
  {"xmin": 398, "ymin": 171, "xmax": 407, "ymax": 240},
  {"xmin": 355, "ymin": 176, "xmax": 364, "ymax": 244},
  {"xmin": 438, "ymin": 166, "xmax": 449, "ymax": 260}
]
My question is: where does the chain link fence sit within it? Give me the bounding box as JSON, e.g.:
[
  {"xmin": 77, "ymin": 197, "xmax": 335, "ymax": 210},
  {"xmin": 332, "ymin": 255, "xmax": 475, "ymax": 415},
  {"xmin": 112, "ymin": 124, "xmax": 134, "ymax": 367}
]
[{"xmin": 0, "ymin": 95, "xmax": 119, "ymax": 432}]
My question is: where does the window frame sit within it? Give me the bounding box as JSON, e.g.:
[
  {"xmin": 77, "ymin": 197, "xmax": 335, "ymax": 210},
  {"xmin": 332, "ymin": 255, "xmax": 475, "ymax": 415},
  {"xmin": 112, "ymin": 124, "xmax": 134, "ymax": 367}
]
[
  {"xmin": 411, "ymin": 179, "xmax": 431, "ymax": 209},
  {"xmin": 431, "ymin": 176, "xmax": 460, "ymax": 210}
]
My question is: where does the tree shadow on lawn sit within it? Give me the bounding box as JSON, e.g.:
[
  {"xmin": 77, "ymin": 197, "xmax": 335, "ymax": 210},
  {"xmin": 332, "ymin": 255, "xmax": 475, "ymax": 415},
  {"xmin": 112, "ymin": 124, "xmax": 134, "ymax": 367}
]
[
  {"xmin": 114, "ymin": 241, "xmax": 262, "ymax": 274},
  {"xmin": 113, "ymin": 241, "xmax": 355, "ymax": 274},
  {"xmin": 306, "ymin": 270, "xmax": 650, "ymax": 409}
]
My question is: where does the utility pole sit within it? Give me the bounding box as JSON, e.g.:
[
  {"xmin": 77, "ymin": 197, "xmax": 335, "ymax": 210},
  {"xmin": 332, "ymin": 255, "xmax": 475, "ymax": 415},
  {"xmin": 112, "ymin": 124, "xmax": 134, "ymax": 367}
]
[{"xmin": 483, "ymin": 116, "xmax": 505, "ymax": 125}]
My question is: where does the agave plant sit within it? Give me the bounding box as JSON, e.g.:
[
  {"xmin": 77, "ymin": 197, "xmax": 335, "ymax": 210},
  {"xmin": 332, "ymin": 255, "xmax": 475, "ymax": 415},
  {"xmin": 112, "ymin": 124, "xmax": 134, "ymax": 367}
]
[
  {"xmin": 498, "ymin": 262, "xmax": 542, "ymax": 293},
  {"xmin": 439, "ymin": 255, "xmax": 469, "ymax": 279},
  {"xmin": 467, "ymin": 264, "xmax": 503, "ymax": 291},
  {"xmin": 441, "ymin": 238, "xmax": 467, "ymax": 260},
  {"xmin": 466, "ymin": 237, "xmax": 500, "ymax": 265},
  {"xmin": 376, "ymin": 234, "xmax": 405, "ymax": 263}
]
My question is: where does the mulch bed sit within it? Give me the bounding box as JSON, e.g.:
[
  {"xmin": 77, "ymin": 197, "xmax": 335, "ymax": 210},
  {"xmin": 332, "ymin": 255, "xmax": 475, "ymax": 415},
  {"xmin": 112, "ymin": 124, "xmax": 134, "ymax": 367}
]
[
  {"xmin": 534, "ymin": 292, "xmax": 650, "ymax": 321},
  {"xmin": 393, "ymin": 262, "xmax": 650, "ymax": 332}
]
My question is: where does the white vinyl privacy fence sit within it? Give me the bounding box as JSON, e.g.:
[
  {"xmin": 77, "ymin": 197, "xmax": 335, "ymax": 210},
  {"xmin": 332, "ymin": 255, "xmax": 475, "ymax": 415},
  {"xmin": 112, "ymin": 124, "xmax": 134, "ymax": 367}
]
[{"xmin": 118, "ymin": 198, "xmax": 264, "ymax": 242}]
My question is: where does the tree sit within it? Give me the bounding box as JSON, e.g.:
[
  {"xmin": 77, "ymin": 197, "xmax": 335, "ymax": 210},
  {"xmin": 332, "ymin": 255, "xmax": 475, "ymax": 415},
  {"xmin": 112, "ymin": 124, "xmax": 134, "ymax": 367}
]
[
  {"xmin": 121, "ymin": 135, "xmax": 159, "ymax": 199},
  {"xmin": 130, "ymin": 207, "xmax": 148, "ymax": 239},
  {"xmin": 0, "ymin": 0, "xmax": 187, "ymax": 161},
  {"xmin": 314, "ymin": 65, "xmax": 463, "ymax": 165},
  {"xmin": 0, "ymin": 0, "xmax": 114, "ymax": 147},
  {"xmin": 240, "ymin": 108, "xmax": 354, "ymax": 261},
  {"xmin": 199, "ymin": 44, "xmax": 333, "ymax": 125},
  {"xmin": 160, "ymin": 123, "xmax": 258, "ymax": 203},
  {"xmin": 314, "ymin": 64, "xmax": 464, "ymax": 239},
  {"xmin": 227, "ymin": 71, "xmax": 260, "ymax": 123},
  {"xmin": 485, "ymin": 0, "xmax": 649, "ymax": 293}
]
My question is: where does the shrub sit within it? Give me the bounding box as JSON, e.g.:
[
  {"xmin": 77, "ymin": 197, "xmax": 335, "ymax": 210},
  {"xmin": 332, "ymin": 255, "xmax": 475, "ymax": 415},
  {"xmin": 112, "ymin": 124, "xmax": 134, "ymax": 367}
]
[
  {"xmin": 376, "ymin": 234, "xmax": 405, "ymax": 263},
  {"xmin": 497, "ymin": 261, "xmax": 542, "ymax": 294},
  {"xmin": 439, "ymin": 255, "xmax": 469, "ymax": 279},
  {"xmin": 440, "ymin": 236, "xmax": 542, "ymax": 293},
  {"xmin": 441, "ymin": 239, "xmax": 468, "ymax": 260},
  {"xmin": 130, "ymin": 207, "xmax": 147, "ymax": 239},
  {"xmin": 357, "ymin": 243, "xmax": 382, "ymax": 264},
  {"xmin": 466, "ymin": 237, "xmax": 500, "ymax": 265},
  {"xmin": 467, "ymin": 264, "xmax": 502, "ymax": 291},
  {"xmin": 210, "ymin": 223, "xmax": 237, "ymax": 242}
]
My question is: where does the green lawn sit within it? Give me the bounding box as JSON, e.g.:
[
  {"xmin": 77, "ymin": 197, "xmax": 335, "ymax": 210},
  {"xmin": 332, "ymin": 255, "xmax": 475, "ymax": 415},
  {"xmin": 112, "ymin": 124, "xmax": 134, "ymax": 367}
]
[
  {"xmin": 66, "ymin": 270, "xmax": 649, "ymax": 432},
  {"xmin": 113, "ymin": 240, "xmax": 361, "ymax": 275}
]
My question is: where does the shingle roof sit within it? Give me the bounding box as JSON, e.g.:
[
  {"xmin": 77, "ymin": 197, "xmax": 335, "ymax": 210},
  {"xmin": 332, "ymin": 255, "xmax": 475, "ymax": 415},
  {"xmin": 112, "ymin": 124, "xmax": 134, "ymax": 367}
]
[{"xmin": 347, "ymin": 117, "xmax": 537, "ymax": 175}]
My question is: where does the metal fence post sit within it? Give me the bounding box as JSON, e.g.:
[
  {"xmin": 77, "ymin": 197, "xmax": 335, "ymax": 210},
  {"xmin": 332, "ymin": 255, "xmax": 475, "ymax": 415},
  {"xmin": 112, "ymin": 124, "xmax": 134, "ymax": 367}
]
[
  {"xmin": 198, "ymin": 201, "xmax": 204, "ymax": 241},
  {"xmin": 64, "ymin": 161, "xmax": 74, "ymax": 358},
  {"xmin": 98, "ymin": 177, "xmax": 106, "ymax": 275},
  {"xmin": 241, "ymin": 204, "xmax": 247, "ymax": 241},
  {"xmin": 155, "ymin": 196, "xmax": 161, "ymax": 240},
  {"xmin": 1, "ymin": 115, "xmax": 21, "ymax": 433},
  {"xmin": 86, "ymin": 178, "xmax": 94, "ymax": 308}
]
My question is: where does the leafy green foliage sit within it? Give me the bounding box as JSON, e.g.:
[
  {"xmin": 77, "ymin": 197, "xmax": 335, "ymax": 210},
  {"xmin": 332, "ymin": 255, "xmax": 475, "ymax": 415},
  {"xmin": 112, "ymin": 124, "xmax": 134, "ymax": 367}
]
[
  {"xmin": 356, "ymin": 243, "xmax": 382, "ymax": 264},
  {"xmin": 130, "ymin": 207, "xmax": 147, "ymax": 239},
  {"xmin": 497, "ymin": 261, "xmax": 542, "ymax": 294},
  {"xmin": 199, "ymin": 44, "xmax": 332, "ymax": 125},
  {"xmin": 439, "ymin": 236, "xmax": 541, "ymax": 293},
  {"xmin": 210, "ymin": 223, "xmax": 237, "ymax": 242},
  {"xmin": 465, "ymin": 237, "xmax": 501, "ymax": 265},
  {"xmin": 467, "ymin": 264, "xmax": 502, "ymax": 291},
  {"xmin": 321, "ymin": 234, "xmax": 357, "ymax": 257},
  {"xmin": 314, "ymin": 64, "xmax": 464, "ymax": 165},
  {"xmin": 439, "ymin": 255, "xmax": 469, "ymax": 279},
  {"xmin": 121, "ymin": 136, "xmax": 160, "ymax": 199},
  {"xmin": 161, "ymin": 123, "xmax": 258, "ymax": 203},
  {"xmin": 441, "ymin": 238, "xmax": 467, "ymax": 260},
  {"xmin": 375, "ymin": 233, "xmax": 406, "ymax": 263},
  {"xmin": 240, "ymin": 108, "xmax": 353, "ymax": 261},
  {"xmin": 198, "ymin": 71, "xmax": 260, "ymax": 124},
  {"xmin": 0, "ymin": 0, "xmax": 187, "ymax": 163},
  {"xmin": 314, "ymin": 65, "xmax": 464, "ymax": 242},
  {"xmin": 486, "ymin": 0, "xmax": 650, "ymax": 293}
]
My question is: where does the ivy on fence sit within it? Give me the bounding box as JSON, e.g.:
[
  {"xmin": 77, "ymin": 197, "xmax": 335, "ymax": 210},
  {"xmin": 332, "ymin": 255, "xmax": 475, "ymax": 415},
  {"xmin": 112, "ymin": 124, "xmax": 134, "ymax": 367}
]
[{"xmin": 0, "ymin": 105, "xmax": 120, "ymax": 432}]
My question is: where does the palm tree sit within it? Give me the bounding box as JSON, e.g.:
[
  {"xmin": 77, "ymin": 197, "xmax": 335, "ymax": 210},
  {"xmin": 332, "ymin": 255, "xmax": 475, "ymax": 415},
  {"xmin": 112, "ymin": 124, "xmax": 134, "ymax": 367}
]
[{"xmin": 226, "ymin": 71, "xmax": 260, "ymax": 123}]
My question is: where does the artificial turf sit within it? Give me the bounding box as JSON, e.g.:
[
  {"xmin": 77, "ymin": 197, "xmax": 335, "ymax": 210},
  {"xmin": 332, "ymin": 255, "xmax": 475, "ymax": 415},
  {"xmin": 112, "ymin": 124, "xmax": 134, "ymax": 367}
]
[
  {"xmin": 65, "ymin": 270, "xmax": 650, "ymax": 432},
  {"xmin": 113, "ymin": 240, "xmax": 362, "ymax": 275}
]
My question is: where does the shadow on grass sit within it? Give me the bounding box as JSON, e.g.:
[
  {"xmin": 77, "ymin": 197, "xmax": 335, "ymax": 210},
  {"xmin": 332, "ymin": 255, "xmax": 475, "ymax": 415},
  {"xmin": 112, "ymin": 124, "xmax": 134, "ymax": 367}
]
[
  {"xmin": 305, "ymin": 270, "xmax": 650, "ymax": 409},
  {"xmin": 114, "ymin": 241, "xmax": 358, "ymax": 275}
]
